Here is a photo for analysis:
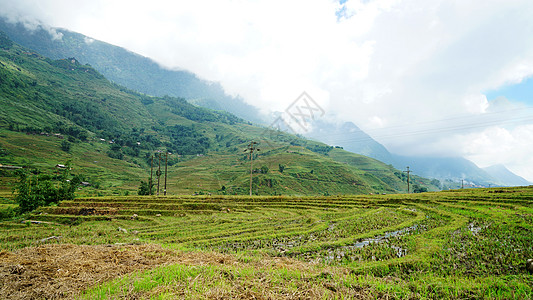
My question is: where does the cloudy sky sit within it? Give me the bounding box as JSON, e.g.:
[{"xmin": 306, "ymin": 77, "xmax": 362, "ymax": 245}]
[{"xmin": 2, "ymin": 0, "xmax": 533, "ymax": 181}]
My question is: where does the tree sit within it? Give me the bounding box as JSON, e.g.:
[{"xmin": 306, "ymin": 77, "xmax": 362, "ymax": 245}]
[
  {"xmin": 13, "ymin": 172, "xmax": 40, "ymax": 213},
  {"xmin": 13, "ymin": 169, "xmax": 79, "ymax": 213},
  {"xmin": 61, "ymin": 140, "xmax": 71, "ymax": 152},
  {"xmin": 77, "ymin": 131, "xmax": 89, "ymax": 141},
  {"xmin": 107, "ymin": 143, "xmax": 123, "ymax": 159},
  {"xmin": 261, "ymin": 165, "xmax": 269, "ymax": 174},
  {"xmin": 430, "ymin": 179, "xmax": 441, "ymax": 189},
  {"xmin": 413, "ymin": 184, "xmax": 428, "ymax": 193},
  {"xmin": 138, "ymin": 180, "xmax": 154, "ymax": 195},
  {"xmin": 278, "ymin": 164, "xmax": 285, "ymax": 173},
  {"xmin": 0, "ymin": 31, "xmax": 13, "ymax": 49}
]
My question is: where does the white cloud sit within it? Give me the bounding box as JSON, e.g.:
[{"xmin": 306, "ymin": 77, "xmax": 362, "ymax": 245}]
[
  {"xmin": 2, "ymin": 0, "xmax": 533, "ymax": 180},
  {"xmin": 83, "ymin": 37, "xmax": 94, "ymax": 45},
  {"xmin": 463, "ymin": 125, "xmax": 533, "ymax": 182}
]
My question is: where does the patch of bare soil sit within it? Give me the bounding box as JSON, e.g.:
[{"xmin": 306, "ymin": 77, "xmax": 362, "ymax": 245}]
[{"xmin": 0, "ymin": 243, "xmax": 179, "ymax": 300}]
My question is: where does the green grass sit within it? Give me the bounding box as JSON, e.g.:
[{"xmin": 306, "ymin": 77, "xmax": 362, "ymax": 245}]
[
  {"xmin": 0, "ymin": 128, "xmax": 432, "ymax": 196},
  {"xmin": 0, "ymin": 187, "xmax": 531, "ymax": 298}
]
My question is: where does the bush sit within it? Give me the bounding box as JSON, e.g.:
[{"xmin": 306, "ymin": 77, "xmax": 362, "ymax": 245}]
[
  {"xmin": 138, "ymin": 180, "xmax": 154, "ymax": 195},
  {"xmin": 61, "ymin": 140, "xmax": 71, "ymax": 152},
  {"xmin": 0, "ymin": 206, "xmax": 16, "ymax": 220},
  {"xmin": 261, "ymin": 165, "xmax": 269, "ymax": 174},
  {"xmin": 413, "ymin": 184, "xmax": 428, "ymax": 193},
  {"xmin": 13, "ymin": 169, "xmax": 80, "ymax": 213}
]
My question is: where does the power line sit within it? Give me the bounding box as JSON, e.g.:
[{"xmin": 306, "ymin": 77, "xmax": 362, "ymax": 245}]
[
  {"xmin": 310, "ymin": 114, "xmax": 533, "ymax": 145},
  {"xmin": 306, "ymin": 106, "xmax": 533, "ymax": 144},
  {"xmin": 365, "ymin": 105, "xmax": 533, "ymax": 134}
]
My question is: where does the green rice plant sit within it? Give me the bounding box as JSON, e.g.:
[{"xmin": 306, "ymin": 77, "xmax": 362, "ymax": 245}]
[{"xmin": 0, "ymin": 187, "xmax": 531, "ymax": 299}]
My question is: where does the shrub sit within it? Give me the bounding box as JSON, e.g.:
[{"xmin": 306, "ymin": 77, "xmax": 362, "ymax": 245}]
[
  {"xmin": 138, "ymin": 180, "xmax": 154, "ymax": 195},
  {"xmin": 61, "ymin": 140, "xmax": 71, "ymax": 152},
  {"xmin": 13, "ymin": 169, "xmax": 80, "ymax": 213},
  {"xmin": 261, "ymin": 165, "xmax": 269, "ymax": 174}
]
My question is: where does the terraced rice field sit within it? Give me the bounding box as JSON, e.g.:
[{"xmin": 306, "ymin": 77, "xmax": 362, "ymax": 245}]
[{"xmin": 0, "ymin": 187, "xmax": 532, "ymax": 299}]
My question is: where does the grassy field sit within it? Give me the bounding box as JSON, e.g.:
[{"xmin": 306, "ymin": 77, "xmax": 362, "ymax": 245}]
[{"xmin": 0, "ymin": 187, "xmax": 532, "ymax": 299}]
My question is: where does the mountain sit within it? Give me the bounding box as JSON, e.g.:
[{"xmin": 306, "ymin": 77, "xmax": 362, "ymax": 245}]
[
  {"xmin": 0, "ymin": 18, "xmax": 501, "ymax": 188},
  {"xmin": 390, "ymin": 155, "xmax": 499, "ymax": 187},
  {"xmin": 0, "ymin": 17, "xmax": 264, "ymax": 124},
  {"xmin": 304, "ymin": 120, "xmax": 503, "ymax": 187},
  {"xmin": 305, "ymin": 121, "xmax": 393, "ymax": 163},
  {"xmin": 483, "ymin": 165, "xmax": 531, "ymax": 187},
  {"xmin": 0, "ymin": 32, "xmax": 438, "ymax": 195}
]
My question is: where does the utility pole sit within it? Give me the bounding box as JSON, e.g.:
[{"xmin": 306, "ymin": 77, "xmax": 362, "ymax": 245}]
[
  {"xmin": 403, "ymin": 166, "xmax": 411, "ymax": 194},
  {"xmin": 461, "ymin": 179, "xmax": 464, "ymax": 189},
  {"xmin": 244, "ymin": 141, "xmax": 260, "ymax": 196},
  {"xmin": 164, "ymin": 152, "xmax": 168, "ymax": 196},
  {"xmin": 149, "ymin": 155, "xmax": 153, "ymax": 195},
  {"xmin": 156, "ymin": 153, "xmax": 162, "ymax": 195}
]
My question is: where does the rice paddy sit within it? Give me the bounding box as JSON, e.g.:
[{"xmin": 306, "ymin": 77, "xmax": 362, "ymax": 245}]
[{"xmin": 0, "ymin": 187, "xmax": 532, "ymax": 299}]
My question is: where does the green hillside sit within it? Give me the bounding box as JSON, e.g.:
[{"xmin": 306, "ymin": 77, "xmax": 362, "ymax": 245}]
[
  {"xmin": 0, "ymin": 18, "xmax": 264, "ymax": 124},
  {"xmin": 0, "ymin": 32, "xmax": 437, "ymax": 197}
]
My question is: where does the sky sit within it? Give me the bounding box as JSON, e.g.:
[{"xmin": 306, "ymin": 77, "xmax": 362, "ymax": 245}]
[{"xmin": 1, "ymin": 0, "xmax": 533, "ymax": 181}]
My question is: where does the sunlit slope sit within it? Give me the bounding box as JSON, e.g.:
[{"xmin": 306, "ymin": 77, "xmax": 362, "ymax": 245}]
[{"xmin": 0, "ymin": 33, "xmax": 436, "ymax": 195}]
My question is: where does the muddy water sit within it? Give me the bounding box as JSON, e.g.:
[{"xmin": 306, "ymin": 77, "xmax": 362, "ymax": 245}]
[
  {"xmin": 290, "ymin": 223, "xmax": 429, "ymax": 263},
  {"xmin": 321, "ymin": 225, "xmax": 421, "ymax": 263}
]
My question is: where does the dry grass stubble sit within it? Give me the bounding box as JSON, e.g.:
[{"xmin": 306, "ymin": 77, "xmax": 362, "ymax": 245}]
[
  {"xmin": 0, "ymin": 243, "xmax": 178, "ymax": 299},
  {"xmin": 0, "ymin": 244, "xmax": 374, "ymax": 299}
]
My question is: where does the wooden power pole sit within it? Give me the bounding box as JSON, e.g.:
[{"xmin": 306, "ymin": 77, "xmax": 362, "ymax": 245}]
[
  {"xmin": 404, "ymin": 166, "xmax": 412, "ymax": 194},
  {"xmin": 244, "ymin": 141, "xmax": 260, "ymax": 196},
  {"xmin": 149, "ymin": 155, "xmax": 153, "ymax": 195},
  {"xmin": 156, "ymin": 153, "xmax": 162, "ymax": 195},
  {"xmin": 164, "ymin": 152, "xmax": 168, "ymax": 196}
]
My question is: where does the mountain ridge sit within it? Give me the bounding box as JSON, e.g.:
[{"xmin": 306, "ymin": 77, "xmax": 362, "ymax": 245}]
[
  {"xmin": 0, "ymin": 32, "xmax": 439, "ymax": 195},
  {"xmin": 0, "ymin": 17, "xmax": 265, "ymax": 124},
  {"xmin": 304, "ymin": 120, "xmax": 514, "ymax": 187},
  {"xmin": 2, "ymin": 18, "xmax": 518, "ymax": 188},
  {"xmin": 483, "ymin": 164, "xmax": 531, "ymax": 187}
]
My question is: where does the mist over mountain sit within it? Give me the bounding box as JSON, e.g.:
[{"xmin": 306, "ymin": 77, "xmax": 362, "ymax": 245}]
[
  {"xmin": 483, "ymin": 164, "xmax": 531, "ymax": 187},
  {"xmin": 1, "ymin": 30, "xmax": 444, "ymax": 195},
  {"xmin": 389, "ymin": 155, "xmax": 498, "ymax": 187},
  {"xmin": 0, "ymin": 17, "xmax": 264, "ymax": 124},
  {"xmin": 305, "ymin": 121, "xmax": 393, "ymax": 163},
  {"xmin": 304, "ymin": 120, "xmax": 508, "ymax": 187},
  {"xmin": 1, "ymin": 17, "xmax": 526, "ymax": 188}
]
